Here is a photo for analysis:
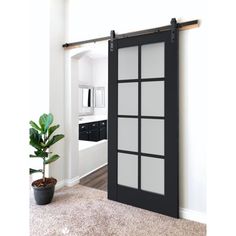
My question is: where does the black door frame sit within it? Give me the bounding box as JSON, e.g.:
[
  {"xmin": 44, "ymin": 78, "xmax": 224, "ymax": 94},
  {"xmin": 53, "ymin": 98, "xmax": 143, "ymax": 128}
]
[{"xmin": 108, "ymin": 28, "xmax": 179, "ymax": 218}]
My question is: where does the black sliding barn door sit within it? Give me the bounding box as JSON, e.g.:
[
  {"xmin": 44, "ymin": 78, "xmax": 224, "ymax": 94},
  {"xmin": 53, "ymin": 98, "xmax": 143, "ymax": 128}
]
[{"xmin": 108, "ymin": 28, "xmax": 179, "ymax": 218}]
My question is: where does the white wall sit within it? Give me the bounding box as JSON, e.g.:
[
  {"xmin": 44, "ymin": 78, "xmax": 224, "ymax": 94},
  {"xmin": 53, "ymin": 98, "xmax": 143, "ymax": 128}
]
[
  {"xmin": 49, "ymin": 0, "xmax": 66, "ymax": 183},
  {"xmin": 76, "ymin": 54, "xmax": 108, "ymax": 116},
  {"xmin": 30, "ymin": 0, "xmax": 66, "ymax": 183},
  {"xmin": 92, "ymin": 57, "xmax": 108, "ymax": 116},
  {"xmin": 29, "ymin": 0, "xmax": 50, "ymax": 181},
  {"xmin": 2, "ymin": 0, "xmax": 31, "ymax": 234},
  {"xmin": 66, "ymin": 0, "xmax": 207, "ymax": 222},
  {"xmin": 30, "ymin": 1, "xmax": 50, "ymax": 119},
  {"xmin": 77, "ymin": 55, "xmax": 94, "ymax": 115},
  {"xmin": 78, "ymin": 55, "xmax": 93, "ymax": 85},
  {"xmin": 206, "ymin": 3, "xmax": 236, "ymax": 234},
  {"xmin": 179, "ymin": 28, "xmax": 207, "ymax": 219},
  {"xmin": 64, "ymin": 57, "xmax": 80, "ymax": 182},
  {"xmin": 79, "ymin": 141, "xmax": 107, "ymax": 178}
]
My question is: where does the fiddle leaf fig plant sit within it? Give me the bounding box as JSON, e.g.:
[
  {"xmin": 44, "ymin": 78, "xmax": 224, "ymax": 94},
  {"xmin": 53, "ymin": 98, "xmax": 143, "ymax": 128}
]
[{"xmin": 29, "ymin": 113, "xmax": 64, "ymax": 183}]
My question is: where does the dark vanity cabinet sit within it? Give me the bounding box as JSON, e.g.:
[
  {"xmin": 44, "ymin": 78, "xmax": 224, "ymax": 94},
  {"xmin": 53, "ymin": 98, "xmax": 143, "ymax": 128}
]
[
  {"xmin": 79, "ymin": 120, "xmax": 107, "ymax": 142},
  {"xmin": 99, "ymin": 120, "xmax": 107, "ymax": 140}
]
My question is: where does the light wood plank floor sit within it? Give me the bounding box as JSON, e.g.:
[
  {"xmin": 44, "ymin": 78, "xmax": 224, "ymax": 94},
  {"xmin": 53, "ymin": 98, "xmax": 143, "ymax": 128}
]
[{"xmin": 80, "ymin": 165, "xmax": 107, "ymax": 191}]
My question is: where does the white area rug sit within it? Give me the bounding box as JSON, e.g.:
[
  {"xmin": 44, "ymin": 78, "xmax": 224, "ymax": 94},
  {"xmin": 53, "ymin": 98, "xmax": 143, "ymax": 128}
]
[{"xmin": 30, "ymin": 185, "xmax": 206, "ymax": 236}]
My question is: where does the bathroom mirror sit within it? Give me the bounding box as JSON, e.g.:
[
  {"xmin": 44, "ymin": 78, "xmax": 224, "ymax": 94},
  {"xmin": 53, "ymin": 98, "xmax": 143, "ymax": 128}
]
[
  {"xmin": 94, "ymin": 87, "xmax": 105, "ymax": 108},
  {"xmin": 79, "ymin": 86, "xmax": 93, "ymax": 108}
]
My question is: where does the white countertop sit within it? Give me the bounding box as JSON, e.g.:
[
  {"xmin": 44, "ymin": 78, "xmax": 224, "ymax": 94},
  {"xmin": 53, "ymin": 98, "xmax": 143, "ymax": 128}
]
[{"xmin": 79, "ymin": 115, "xmax": 107, "ymax": 124}]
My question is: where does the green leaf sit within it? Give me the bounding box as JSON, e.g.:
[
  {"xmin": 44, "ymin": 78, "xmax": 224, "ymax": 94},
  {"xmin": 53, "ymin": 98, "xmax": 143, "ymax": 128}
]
[
  {"xmin": 34, "ymin": 150, "xmax": 48, "ymax": 157},
  {"xmin": 48, "ymin": 125, "xmax": 59, "ymax": 138},
  {"xmin": 29, "ymin": 121, "xmax": 41, "ymax": 131},
  {"xmin": 29, "ymin": 154, "xmax": 43, "ymax": 158},
  {"xmin": 30, "ymin": 154, "xmax": 36, "ymax": 157},
  {"xmin": 29, "ymin": 128, "xmax": 43, "ymax": 150},
  {"xmin": 44, "ymin": 154, "xmax": 60, "ymax": 164},
  {"xmin": 30, "ymin": 168, "xmax": 42, "ymax": 175},
  {"xmin": 30, "ymin": 140, "xmax": 42, "ymax": 150},
  {"xmin": 30, "ymin": 127, "xmax": 38, "ymax": 136},
  {"xmin": 39, "ymin": 113, "xmax": 53, "ymax": 134},
  {"xmin": 46, "ymin": 134, "xmax": 64, "ymax": 148}
]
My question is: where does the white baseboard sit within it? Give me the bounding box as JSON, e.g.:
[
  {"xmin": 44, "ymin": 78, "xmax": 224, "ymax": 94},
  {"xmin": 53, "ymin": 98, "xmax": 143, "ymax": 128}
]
[
  {"xmin": 65, "ymin": 175, "xmax": 80, "ymax": 187},
  {"xmin": 55, "ymin": 164, "xmax": 107, "ymax": 191},
  {"xmin": 55, "ymin": 180, "xmax": 65, "ymax": 191},
  {"xmin": 79, "ymin": 163, "xmax": 107, "ymax": 180},
  {"xmin": 55, "ymin": 176, "xmax": 80, "ymax": 190},
  {"xmin": 180, "ymin": 207, "xmax": 206, "ymax": 224}
]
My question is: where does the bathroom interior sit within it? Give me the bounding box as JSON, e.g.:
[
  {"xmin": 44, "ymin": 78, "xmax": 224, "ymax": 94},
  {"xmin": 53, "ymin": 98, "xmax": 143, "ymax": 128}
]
[{"xmin": 77, "ymin": 44, "xmax": 108, "ymax": 191}]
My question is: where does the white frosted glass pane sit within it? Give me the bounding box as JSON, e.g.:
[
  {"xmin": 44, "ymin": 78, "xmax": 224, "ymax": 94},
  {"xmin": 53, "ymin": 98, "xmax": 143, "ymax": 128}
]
[
  {"xmin": 141, "ymin": 42, "xmax": 165, "ymax": 78},
  {"xmin": 118, "ymin": 46, "xmax": 138, "ymax": 80},
  {"xmin": 118, "ymin": 118, "xmax": 138, "ymax": 152},
  {"xmin": 141, "ymin": 119, "xmax": 164, "ymax": 155},
  {"xmin": 141, "ymin": 81, "xmax": 164, "ymax": 117},
  {"xmin": 118, "ymin": 83, "xmax": 138, "ymax": 115},
  {"xmin": 141, "ymin": 156, "xmax": 164, "ymax": 194},
  {"xmin": 118, "ymin": 153, "xmax": 138, "ymax": 188}
]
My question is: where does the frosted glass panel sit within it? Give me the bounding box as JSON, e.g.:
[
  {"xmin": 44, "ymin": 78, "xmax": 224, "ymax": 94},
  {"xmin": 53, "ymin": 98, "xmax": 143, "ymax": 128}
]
[
  {"xmin": 141, "ymin": 156, "xmax": 164, "ymax": 194},
  {"xmin": 141, "ymin": 119, "xmax": 164, "ymax": 155},
  {"xmin": 118, "ymin": 118, "xmax": 138, "ymax": 152},
  {"xmin": 141, "ymin": 42, "xmax": 165, "ymax": 78},
  {"xmin": 141, "ymin": 81, "xmax": 164, "ymax": 117},
  {"xmin": 118, "ymin": 153, "xmax": 138, "ymax": 188},
  {"xmin": 118, "ymin": 46, "xmax": 138, "ymax": 80},
  {"xmin": 118, "ymin": 83, "xmax": 138, "ymax": 115}
]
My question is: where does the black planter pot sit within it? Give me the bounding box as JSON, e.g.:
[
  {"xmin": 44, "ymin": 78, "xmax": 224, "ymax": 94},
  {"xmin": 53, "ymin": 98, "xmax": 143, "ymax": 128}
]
[{"xmin": 32, "ymin": 178, "xmax": 57, "ymax": 205}]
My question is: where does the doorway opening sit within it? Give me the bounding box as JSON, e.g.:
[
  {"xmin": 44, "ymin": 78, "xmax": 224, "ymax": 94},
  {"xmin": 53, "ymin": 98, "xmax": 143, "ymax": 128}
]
[{"xmin": 70, "ymin": 42, "xmax": 108, "ymax": 192}]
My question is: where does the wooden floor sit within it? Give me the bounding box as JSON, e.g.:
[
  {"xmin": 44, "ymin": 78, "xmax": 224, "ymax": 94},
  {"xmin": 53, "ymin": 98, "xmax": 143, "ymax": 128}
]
[{"xmin": 80, "ymin": 165, "xmax": 107, "ymax": 191}]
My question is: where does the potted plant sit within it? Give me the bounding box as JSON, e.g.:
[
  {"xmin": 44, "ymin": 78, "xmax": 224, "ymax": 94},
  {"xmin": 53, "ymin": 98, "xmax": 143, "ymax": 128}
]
[{"xmin": 29, "ymin": 113, "xmax": 64, "ymax": 205}]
